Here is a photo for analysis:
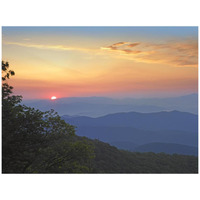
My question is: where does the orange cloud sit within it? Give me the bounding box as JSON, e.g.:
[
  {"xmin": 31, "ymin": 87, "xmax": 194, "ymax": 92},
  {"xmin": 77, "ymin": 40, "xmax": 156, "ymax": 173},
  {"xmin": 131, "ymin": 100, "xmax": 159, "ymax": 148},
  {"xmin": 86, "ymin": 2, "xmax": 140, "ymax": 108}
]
[
  {"xmin": 101, "ymin": 39, "xmax": 198, "ymax": 67},
  {"xmin": 126, "ymin": 42, "xmax": 141, "ymax": 47},
  {"xmin": 4, "ymin": 39, "xmax": 198, "ymax": 68},
  {"xmin": 112, "ymin": 42, "xmax": 127, "ymax": 46},
  {"xmin": 101, "ymin": 42, "xmax": 143, "ymax": 55}
]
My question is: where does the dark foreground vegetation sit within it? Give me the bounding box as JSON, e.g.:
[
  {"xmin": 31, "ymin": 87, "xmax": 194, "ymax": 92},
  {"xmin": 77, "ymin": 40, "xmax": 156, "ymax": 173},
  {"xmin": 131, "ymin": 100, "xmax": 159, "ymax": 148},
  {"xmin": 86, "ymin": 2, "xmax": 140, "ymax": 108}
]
[
  {"xmin": 91, "ymin": 139, "xmax": 198, "ymax": 173},
  {"xmin": 2, "ymin": 61, "xmax": 198, "ymax": 173}
]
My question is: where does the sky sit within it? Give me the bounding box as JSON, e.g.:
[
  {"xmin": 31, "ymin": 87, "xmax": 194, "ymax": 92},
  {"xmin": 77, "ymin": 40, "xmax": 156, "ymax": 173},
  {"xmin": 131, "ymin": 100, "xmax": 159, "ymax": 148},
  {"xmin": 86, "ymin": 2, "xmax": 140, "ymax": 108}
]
[{"xmin": 2, "ymin": 26, "xmax": 198, "ymax": 99}]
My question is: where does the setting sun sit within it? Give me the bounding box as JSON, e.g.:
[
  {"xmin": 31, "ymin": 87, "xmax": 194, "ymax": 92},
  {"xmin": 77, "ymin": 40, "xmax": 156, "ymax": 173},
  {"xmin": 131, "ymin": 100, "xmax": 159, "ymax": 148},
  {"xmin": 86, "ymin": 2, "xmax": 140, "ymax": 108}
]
[{"xmin": 51, "ymin": 96, "xmax": 57, "ymax": 100}]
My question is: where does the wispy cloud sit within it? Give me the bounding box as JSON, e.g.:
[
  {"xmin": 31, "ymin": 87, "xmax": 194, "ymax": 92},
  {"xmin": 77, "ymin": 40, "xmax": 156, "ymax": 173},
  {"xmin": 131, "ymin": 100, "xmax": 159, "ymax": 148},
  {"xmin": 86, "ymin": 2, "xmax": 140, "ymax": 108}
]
[
  {"xmin": 101, "ymin": 40, "xmax": 198, "ymax": 67},
  {"xmin": 4, "ymin": 39, "xmax": 198, "ymax": 67},
  {"xmin": 126, "ymin": 42, "xmax": 140, "ymax": 48},
  {"xmin": 3, "ymin": 41, "xmax": 95, "ymax": 53},
  {"xmin": 112, "ymin": 42, "xmax": 128, "ymax": 46},
  {"xmin": 101, "ymin": 42, "xmax": 142, "ymax": 55}
]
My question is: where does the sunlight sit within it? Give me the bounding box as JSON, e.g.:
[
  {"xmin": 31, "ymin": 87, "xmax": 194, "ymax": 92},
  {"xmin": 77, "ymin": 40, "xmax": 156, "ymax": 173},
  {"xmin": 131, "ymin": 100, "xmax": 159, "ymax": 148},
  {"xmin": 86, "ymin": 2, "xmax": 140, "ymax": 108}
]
[{"xmin": 51, "ymin": 96, "xmax": 57, "ymax": 100}]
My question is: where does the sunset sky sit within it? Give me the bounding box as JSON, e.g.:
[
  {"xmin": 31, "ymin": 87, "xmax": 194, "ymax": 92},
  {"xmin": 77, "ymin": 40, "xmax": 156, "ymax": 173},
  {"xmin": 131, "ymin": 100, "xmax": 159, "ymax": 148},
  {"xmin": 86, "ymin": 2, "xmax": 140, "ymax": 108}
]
[{"xmin": 2, "ymin": 27, "xmax": 198, "ymax": 99}]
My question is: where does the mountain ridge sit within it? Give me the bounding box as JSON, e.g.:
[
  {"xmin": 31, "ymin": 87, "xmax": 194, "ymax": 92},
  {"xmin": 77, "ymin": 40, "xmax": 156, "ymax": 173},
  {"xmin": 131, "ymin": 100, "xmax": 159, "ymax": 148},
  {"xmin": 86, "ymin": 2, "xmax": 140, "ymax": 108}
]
[
  {"xmin": 63, "ymin": 110, "xmax": 197, "ymax": 132},
  {"xmin": 22, "ymin": 93, "xmax": 198, "ymax": 116},
  {"xmin": 62, "ymin": 110, "xmax": 198, "ymax": 154}
]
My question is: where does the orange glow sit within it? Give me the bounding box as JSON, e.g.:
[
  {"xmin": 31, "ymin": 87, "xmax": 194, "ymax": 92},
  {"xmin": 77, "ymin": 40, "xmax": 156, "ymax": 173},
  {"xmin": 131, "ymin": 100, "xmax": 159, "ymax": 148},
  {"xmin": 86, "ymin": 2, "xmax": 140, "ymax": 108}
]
[{"xmin": 2, "ymin": 27, "xmax": 198, "ymax": 99}]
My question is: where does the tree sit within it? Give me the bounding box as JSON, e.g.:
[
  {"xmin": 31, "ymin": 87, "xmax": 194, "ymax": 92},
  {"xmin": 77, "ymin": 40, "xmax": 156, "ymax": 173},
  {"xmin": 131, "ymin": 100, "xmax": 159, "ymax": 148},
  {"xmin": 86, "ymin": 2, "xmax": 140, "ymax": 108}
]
[{"xmin": 2, "ymin": 61, "xmax": 94, "ymax": 173}]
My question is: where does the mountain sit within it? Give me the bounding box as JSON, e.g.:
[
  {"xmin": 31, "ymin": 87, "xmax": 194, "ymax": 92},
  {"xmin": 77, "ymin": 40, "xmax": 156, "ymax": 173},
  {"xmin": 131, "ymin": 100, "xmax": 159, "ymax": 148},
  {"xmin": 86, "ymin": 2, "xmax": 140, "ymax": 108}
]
[
  {"xmin": 133, "ymin": 142, "xmax": 198, "ymax": 156},
  {"xmin": 62, "ymin": 111, "xmax": 198, "ymax": 153},
  {"xmin": 63, "ymin": 110, "xmax": 198, "ymax": 132},
  {"xmin": 67, "ymin": 126, "xmax": 197, "ymax": 147},
  {"xmin": 22, "ymin": 93, "xmax": 198, "ymax": 117}
]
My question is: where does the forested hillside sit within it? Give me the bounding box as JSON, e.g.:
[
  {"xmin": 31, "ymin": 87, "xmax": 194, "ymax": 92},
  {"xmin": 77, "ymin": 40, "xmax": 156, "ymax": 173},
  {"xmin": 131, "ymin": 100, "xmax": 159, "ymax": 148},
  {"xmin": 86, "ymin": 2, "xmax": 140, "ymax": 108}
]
[
  {"xmin": 133, "ymin": 142, "xmax": 198, "ymax": 156},
  {"xmin": 2, "ymin": 61, "xmax": 198, "ymax": 174},
  {"xmin": 90, "ymin": 139, "xmax": 198, "ymax": 173}
]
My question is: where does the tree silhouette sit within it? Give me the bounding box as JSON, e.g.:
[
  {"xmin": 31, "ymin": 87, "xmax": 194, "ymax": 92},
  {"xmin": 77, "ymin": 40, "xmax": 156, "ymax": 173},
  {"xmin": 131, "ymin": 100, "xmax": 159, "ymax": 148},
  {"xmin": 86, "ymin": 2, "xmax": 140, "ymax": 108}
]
[{"xmin": 2, "ymin": 61, "xmax": 94, "ymax": 173}]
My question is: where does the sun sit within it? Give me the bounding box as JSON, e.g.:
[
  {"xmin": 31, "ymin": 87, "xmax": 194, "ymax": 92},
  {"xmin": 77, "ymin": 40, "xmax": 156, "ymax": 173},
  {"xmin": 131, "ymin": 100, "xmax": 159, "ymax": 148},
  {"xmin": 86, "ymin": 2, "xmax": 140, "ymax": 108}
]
[{"xmin": 51, "ymin": 96, "xmax": 57, "ymax": 100}]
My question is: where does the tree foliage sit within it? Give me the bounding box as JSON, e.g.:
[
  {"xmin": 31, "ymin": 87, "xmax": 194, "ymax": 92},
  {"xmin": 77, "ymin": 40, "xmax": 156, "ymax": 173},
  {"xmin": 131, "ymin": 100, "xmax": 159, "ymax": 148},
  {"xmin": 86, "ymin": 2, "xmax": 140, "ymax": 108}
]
[
  {"xmin": 2, "ymin": 61, "xmax": 94, "ymax": 173},
  {"xmin": 90, "ymin": 139, "xmax": 198, "ymax": 173}
]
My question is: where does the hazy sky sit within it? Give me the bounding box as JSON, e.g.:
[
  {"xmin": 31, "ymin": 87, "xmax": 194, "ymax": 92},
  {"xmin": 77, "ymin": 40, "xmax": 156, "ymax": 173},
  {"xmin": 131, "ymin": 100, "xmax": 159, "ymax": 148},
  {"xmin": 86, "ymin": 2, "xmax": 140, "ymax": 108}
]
[{"xmin": 2, "ymin": 27, "xmax": 198, "ymax": 99}]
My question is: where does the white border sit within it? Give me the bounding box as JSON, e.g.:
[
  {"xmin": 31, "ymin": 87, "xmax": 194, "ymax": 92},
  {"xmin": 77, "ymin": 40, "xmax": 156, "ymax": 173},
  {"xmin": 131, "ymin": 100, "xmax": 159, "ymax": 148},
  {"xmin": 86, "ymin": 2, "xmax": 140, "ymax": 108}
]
[{"xmin": 0, "ymin": 1, "xmax": 199, "ymax": 200}]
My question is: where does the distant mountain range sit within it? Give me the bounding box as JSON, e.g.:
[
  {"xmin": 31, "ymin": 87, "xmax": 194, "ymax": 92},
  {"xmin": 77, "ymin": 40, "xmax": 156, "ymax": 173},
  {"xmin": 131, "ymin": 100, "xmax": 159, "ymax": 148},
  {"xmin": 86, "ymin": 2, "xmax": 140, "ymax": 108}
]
[
  {"xmin": 63, "ymin": 110, "xmax": 197, "ymax": 132},
  {"xmin": 22, "ymin": 95, "xmax": 198, "ymax": 156},
  {"xmin": 22, "ymin": 93, "xmax": 198, "ymax": 117},
  {"xmin": 62, "ymin": 110, "xmax": 198, "ymax": 156}
]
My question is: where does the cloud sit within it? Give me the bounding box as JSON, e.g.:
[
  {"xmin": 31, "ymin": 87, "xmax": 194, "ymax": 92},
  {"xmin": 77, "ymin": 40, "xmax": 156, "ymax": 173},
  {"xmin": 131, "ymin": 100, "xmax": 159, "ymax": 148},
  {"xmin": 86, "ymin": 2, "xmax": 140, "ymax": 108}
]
[
  {"xmin": 3, "ymin": 41, "xmax": 95, "ymax": 53},
  {"xmin": 126, "ymin": 43, "xmax": 140, "ymax": 48},
  {"xmin": 107, "ymin": 45, "xmax": 118, "ymax": 50},
  {"xmin": 4, "ymin": 39, "xmax": 198, "ymax": 68},
  {"xmin": 101, "ymin": 40, "xmax": 198, "ymax": 67},
  {"xmin": 101, "ymin": 42, "xmax": 143, "ymax": 55},
  {"xmin": 102, "ymin": 42, "xmax": 126, "ymax": 51},
  {"xmin": 112, "ymin": 42, "xmax": 127, "ymax": 46},
  {"xmin": 140, "ymin": 40, "xmax": 198, "ymax": 67}
]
